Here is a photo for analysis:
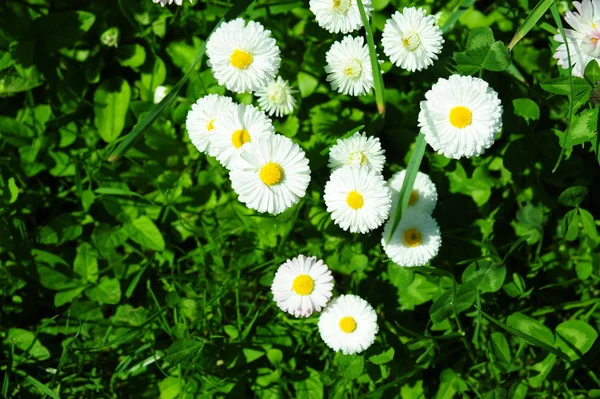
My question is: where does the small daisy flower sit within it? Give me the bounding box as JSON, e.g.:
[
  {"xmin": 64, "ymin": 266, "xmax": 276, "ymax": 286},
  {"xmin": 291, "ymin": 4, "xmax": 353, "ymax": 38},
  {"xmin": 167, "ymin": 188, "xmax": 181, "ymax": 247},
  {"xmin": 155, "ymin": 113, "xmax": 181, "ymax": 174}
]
[
  {"xmin": 210, "ymin": 103, "xmax": 274, "ymax": 169},
  {"xmin": 382, "ymin": 209, "xmax": 441, "ymax": 267},
  {"xmin": 186, "ymin": 94, "xmax": 235, "ymax": 155},
  {"xmin": 328, "ymin": 132, "xmax": 385, "ymax": 173},
  {"xmin": 388, "ymin": 170, "xmax": 437, "ymax": 215},
  {"xmin": 324, "ymin": 166, "xmax": 391, "ymax": 234},
  {"xmin": 382, "ymin": 7, "xmax": 444, "ymax": 72},
  {"xmin": 418, "ymin": 75, "xmax": 503, "ymax": 159},
  {"xmin": 153, "ymin": 0, "xmax": 190, "ymax": 6},
  {"xmin": 325, "ymin": 36, "xmax": 373, "ymax": 97},
  {"xmin": 318, "ymin": 294, "xmax": 378, "ymax": 355},
  {"xmin": 206, "ymin": 18, "xmax": 281, "ymax": 93},
  {"xmin": 271, "ymin": 255, "xmax": 334, "ymax": 317},
  {"xmin": 255, "ymin": 76, "xmax": 297, "ymax": 117},
  {"xmin": 230, "ymin": 134, "xmax": 311, "ymax": 215},
  {"xmin": 309, "ymin": 0, "xmax": 373, "ymax": 34},
  {"xmin": 553, "ymin": 0, "xmax": 600, "ymax": 76}
]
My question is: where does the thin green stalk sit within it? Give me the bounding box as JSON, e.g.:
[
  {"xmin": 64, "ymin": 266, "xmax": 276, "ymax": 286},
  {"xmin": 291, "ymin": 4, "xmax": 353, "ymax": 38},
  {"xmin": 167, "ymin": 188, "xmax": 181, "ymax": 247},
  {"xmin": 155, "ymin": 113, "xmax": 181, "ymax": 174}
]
[
  {"xmin": 109, "ymin": 0, "xmax": 255, "ymax": 161},
  {"xmin": 550, "ymin": 2, "xmax": 575, "ymax": 172},
  {"xmin": 508, "ymin": 0, "xmax": 554, "ymax": 51},
  {"xmin": 356, "ymin": 0, "xmax": 385, "ymax": 115},
  {"xmin": 386, "ymin": 134, "xmax": 427, "ymax": 243}
]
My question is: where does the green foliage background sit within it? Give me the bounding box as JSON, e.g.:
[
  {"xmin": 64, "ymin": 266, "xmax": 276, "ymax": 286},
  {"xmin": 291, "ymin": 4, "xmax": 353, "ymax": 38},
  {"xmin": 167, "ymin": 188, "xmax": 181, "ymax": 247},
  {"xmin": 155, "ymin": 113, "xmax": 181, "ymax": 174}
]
[{"xmin": 1, "ymin": 0, "xmax": 599, "ymax": 398}]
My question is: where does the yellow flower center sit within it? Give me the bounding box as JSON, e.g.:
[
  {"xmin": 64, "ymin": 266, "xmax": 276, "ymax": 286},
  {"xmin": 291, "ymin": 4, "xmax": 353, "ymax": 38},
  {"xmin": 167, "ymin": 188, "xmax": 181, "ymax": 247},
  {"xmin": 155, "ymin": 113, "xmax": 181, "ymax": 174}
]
[
  {"xmin": 344, "ymin": 59, "xmax": 363, "ymax": 78},
  {"xmin": 449, "ymin": 106, "xmax": 473, "ymax": 129},
  {"xmin": 259, "ymin": 162, "xmax": 284, "ymax": 186},
  {"xmin": 408, "ymin": 189, "xmax": 419, "ymax": 206},
  {"xmin": 346, "ymin": 191, "xmax": 364, "ymax": 210},
  {"xmin": 230, "ymin": 49, "xmax": 253, "ymax": 70},
  {"xmin": 401, "ymin": 32, "xmax": 421, "ymax": 51},
  {"xmin": 292, "ymin": 274, "xmax": 314, "ymax": 295},
  {"xmin": 207, "ymin": 118, "xmax": 215, "ymax": 131},
  {"xmin": 403, "ymin": 228, "xmax": 422, "ymax": 247},
  {"xmin": 333, "ymin": 0, "xmax": 351, "ymax": 13},
  {"xmin": 231, "ymin": 129, "xmax": 250, "ymax": 149},
  {"xmin": 339, "ymin": 316, "xmax": 357, "ymax": 333}
]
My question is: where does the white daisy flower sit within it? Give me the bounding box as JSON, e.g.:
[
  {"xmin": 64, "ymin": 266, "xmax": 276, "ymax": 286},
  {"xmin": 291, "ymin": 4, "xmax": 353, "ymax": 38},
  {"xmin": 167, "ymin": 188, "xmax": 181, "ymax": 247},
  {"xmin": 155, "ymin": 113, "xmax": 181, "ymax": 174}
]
[
  {"xmin": 210, "ymin": 103, "xmax": 274, "ymax": 169},
  {"xmin": 418, "ymin": 75, "xmax": 503, "ymax": 159},
  {"xmin": 206, "ymin": 18, "xmax": 281, "ymax": 93},
  {"xmin": 186, "ymin": 94, "xmax": 234, "ymax": 155},
  {"xmin": 271, "ymin": 255, "xmax": 334, "ymax": 317},
  {"xmin": 553, "ymin": 0, "xmax": 600, "ymax": 77},
  {"xmin": 309, "ymin": 0, "xmax": 373, "ymax": 34},
  {"xmin": 325, "ymin": 36, "xmax": 373, "ymax": 97},
  {"xmin": 328, "ymin": 132, "xmax": 385, "ymax": 173},
  {"xmin": 382, "ymin": 7, "xmax": 444, "ymax": 72},
  {"xmin": 255, "ymin": 76, "xmax": 297, "ymax": 117},
  {"xmin": 230, "ymin": 134, "xmax": 311, "ymax": 215},
  {"xmin": 382, "ymin": 209, "xmax": 441, "ymax": 267},
  {"xmin": 153, "ymin": 0, "xmax": 190, "ymax": 6},
  {"xmin": 324, "ymin": 166, "xmax": 391, "ymax": 234},
  {"xmin": 318, "ymin": 294, "xmax": 378, "ymax": 355},
  {"xmin": 388, "ymin": 170, "xmax": 437, "ymax": 215}
]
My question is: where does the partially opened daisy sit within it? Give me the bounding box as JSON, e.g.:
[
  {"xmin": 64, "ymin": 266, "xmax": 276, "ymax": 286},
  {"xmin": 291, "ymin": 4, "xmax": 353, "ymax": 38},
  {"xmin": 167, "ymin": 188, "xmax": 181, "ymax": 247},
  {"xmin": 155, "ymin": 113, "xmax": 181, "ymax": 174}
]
[
  {"xmin": 388, "ymin": 170, "xmax": 437, "ymax": 215},
  {"xmin": 210, "ymin": 103, "xmax": 274, "ymax": 169},
  {"xmin": 382, "ymin": 209, "xmax": 441, "ymax": 267},
  {"xmin": 325, "ymin": 36, "xmax": 373, "ymax": 97},
  {"xmin": 328, "ymin": 132, "xmax": 385, "ymax": 173},
  {"xmin": 255, "ymin": 76, "xmax": 297, "ymax": 117},
  {"xmin": 318, "ymin": 294, "xmax": 378, "ymax": 355},
  {"xmin": 230, "ymin": 134, "xmax": 311, "ymax": 215},
  {"xmin": 153, "ymin": 0, "xmax": 190, "ymax": 6},
  {"xmin": 324, "ymin": 166, "xmax": 391, "ymax": 234},
  {"xmin": 382, "ymin": 7, "xmax": 444, "ymax": 72},
  {"xmin": 553, "ymin": 0, "xmax": 600, "ymax": 77},
  {"xmin": 309, "ymin": 0, "xmax": 373, "ymax": 34},
  {"xmin": 206, "ymin": 18, "xmax": 281, "ymax": 93},
  {"xmin": 186, "ymin": 94, "xmax": 234, "ymax": 155},
  {"xmin": 271, "ymin": 255, "xmax": 334, "ymax": 317},
  {"xmin": 418, "ymin": 75, "xmax": 503, "ymax": 159}
]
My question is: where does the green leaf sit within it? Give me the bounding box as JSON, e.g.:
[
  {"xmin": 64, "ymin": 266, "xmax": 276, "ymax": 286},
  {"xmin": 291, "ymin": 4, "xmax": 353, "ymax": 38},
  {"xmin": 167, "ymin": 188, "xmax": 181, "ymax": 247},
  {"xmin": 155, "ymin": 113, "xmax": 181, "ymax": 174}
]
[
  {"xmin": 123, "ymin": 216, "xmax": 165, "ymax": 251},
  {"xmin": 158, "ymin": 377, "xmax": 181, "ymax": 399},
  {"xmin": 490, "ymin": 332, "xmax": 511, "ymax": 364},
  {"xmin": 336, "ymin": 354, "xmax": 364, "ymax": 380},
  {"xmin": 7, "ymin": 328, "xmax": 50, "ymax": 360},
  {"xmin": 506, "ymin": 312, "xmax": 554, "ymax": 346},
  {"xmin": 429, "ymin": 283, "xmax": 477, "ymax": 323},
  {"xmin": 512, "ymin": 98, "xmax": 540, "ymax": 122},
  {"xmin": 584, "ymin": 59, "xmax": 600, "ymax": 84},
  {"xmin": 563, "ymin": 209, "xmax": 580, "ymax": 241},
  {"xmin": 7, "ymin": 177, "xmax": 19, "ymax": 203},
  {"xmin": 558, "ymin": 186, "xmax": 588, "ymax": 207},
  {"xmin": 86, "ymin": 277, "xmax": 121, "ymax": 305},
  {"xmin": 297, "ymin": 71, "xmax": 319, "ymax": 98},
  {"xmin": 93, "ymin": 77, "xmax": 131, "ymax": 143},
  {"xmin": 508, "ymin": 0, "xmax": 554, "ymax": 50},
  {"xmin": 540, "ymin": 76, "xmax": 590, "ymax": 96},
  {"xmin": 454, "ymin": 27, "xmax": 511, "ymax": 74},
  {"xmin": 13, "ymin": 370, "xmax": 61, "ymax": 399},
  {"xmin": 74, "ymin": 243, "xmax": 98, "ymax": 283},
  {"xmin": 462, "ymin": 260, "xmax": 506, "ymax": 293},
  {"xmin": 578, "ymin": 208, "xmax": 598, "ymax": 239},
  {"xmin": 368, "ymin": 347, "xmax": 395, "ymax": 365},
  {"xmin": 116, "ymin": 44, "xmax": 146, "ymax": 68},
  {"xmin": 484, "ymin": 388, "xmax": 507, "ymax": 399},
  {"xmin": 294, "ymin": 368, "xmax": 324, "ymax": 399},
  {"xmin": 165, "ymin": 338, "xmax": 204, "ymax": 365},
  {"xmin": 555, "ymin": 320, "xmax": 598, "ymax": 360},
  {"xmin": 560, "ymin": 108, "xmax": 599, "ymax": 147}
]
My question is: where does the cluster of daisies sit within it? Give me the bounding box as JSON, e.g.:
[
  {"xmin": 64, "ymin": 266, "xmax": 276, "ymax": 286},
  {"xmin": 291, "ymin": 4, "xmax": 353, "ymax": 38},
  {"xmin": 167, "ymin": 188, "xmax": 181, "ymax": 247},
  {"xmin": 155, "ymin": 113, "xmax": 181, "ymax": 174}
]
[
  {"xmin": 271, "ymin": 255, "xmax": 378, "ymax": 354},
  {"xmin": 553, "ymin": 0, "xmax": 600, "ymax": 77}
]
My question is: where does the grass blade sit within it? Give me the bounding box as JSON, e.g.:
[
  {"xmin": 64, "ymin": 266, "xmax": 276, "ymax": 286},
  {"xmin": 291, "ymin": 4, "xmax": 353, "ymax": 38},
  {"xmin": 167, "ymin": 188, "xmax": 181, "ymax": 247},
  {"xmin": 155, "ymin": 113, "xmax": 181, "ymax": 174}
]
[
  {"xmin": 14, "ymin": 370, "xmax": 62, "ymax": 399},
  {"xmin": 549, "ymin": 2, "xmax": 574, "ymax": 172},
  {"xmin": 508, "ymin": 0, "xmax": 554, "ymax": 51},
  {"xmin": 108, "ymin": 0, "xmax": 255, "ymax": 162},
  {"xmin": 356, "ymin": 0, "xmax": 385, "ymax": 116},
  {"xmin": 441, "ymin": 0, "xmax": 475, "ymax": 33},
  {"xmin": 477, "ymin": 308, "xmax": 570, "ymax": 361},
  {"xmin": 385, "ymin": 133, "xmax": 427, "ymax": 243}
]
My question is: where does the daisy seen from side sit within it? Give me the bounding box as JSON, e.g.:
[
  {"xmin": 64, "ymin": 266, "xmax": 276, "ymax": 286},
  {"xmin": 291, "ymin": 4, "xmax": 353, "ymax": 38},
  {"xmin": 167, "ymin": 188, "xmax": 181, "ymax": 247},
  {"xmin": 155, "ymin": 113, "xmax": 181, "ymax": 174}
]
[
  {"xmin": 388, "ymin": 170, "xmax": 437, "ymax": 215},
  {"xmin": 328, "ymin": 132, "xmax": 385, "ymax": 173}
]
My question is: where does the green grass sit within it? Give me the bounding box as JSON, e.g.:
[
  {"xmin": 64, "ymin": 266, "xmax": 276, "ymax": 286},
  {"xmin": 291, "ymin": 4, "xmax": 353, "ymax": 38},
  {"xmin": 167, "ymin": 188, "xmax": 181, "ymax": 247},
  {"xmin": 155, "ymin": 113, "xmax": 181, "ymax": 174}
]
[{"xmin": 1, "ymin": 0, "xmax": 599, "ymax": 398}]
